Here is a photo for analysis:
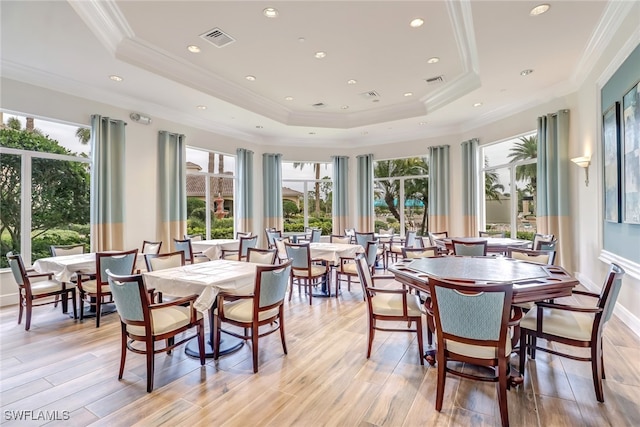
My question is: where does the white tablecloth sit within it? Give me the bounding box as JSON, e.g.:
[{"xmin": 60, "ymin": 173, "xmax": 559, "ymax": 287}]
[
  {"xmin": 191, "ymin": 239, "xmax": 239, "ymax": 260},
  {"xmin": 309, "ymin": 242, "xmax": 364, "ymax": 264},
  {"xmin": 142, "ymin": 259, "xmax": 257, "ymax": 312},
  {"xmin": 32, "ymin": 253, "xmax": 145, "ymax": 283}
]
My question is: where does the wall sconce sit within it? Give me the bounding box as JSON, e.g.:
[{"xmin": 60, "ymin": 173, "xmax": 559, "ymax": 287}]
[{"xmin": 571, "ymin": 156, "xmax": 591, "ymax": 186}]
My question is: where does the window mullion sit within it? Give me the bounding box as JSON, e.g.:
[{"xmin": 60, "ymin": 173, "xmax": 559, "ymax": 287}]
[{"xmin": 21, "ymin": 153, "xmax": 32, "ymax": 265}]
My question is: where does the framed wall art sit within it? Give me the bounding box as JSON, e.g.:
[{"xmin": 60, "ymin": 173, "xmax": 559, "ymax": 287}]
[
  {"xmin": 603, "ymin": 102, "xmax": 621, "ymax": 222},
  {"xmin": 622, "ymin": 81, "xmax": 640, "ymax": 224}
]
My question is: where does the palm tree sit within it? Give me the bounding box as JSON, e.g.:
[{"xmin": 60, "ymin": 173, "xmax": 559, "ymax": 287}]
[
  {"xmin": 75, "ymin": 128, "xmax": 90, "ymax": 144},
  {"xmin": 292, "ymin": 162, "xmax": 322, "ymax": 216},
  {"xmin": 374, "ymin": 158, "xmax": 427, "ymax": 226},
  {"xmin": 508, "ymin": 135, "xmax": 537, "ymax": 193},
  {"xmin": 484, "ymin": 157, "xmax": 505, "ymax": 202}
]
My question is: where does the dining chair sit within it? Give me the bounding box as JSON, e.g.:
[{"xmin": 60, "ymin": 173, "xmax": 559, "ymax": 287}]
[
  {"xmin": 298, "ymin": 228, "xmax": 321, "ymax": 243},
  {"xmin": 236, "ymin": 231, "xmax": 252, "ymax": 239},
  {"xmin": 222, "ymin": 234, "xmax": 258, "ymax": 261},
  {"xmin": 336, "ymin": 240, "xmax": 379, "ymax": 297},
  {"xmin": 535, "ymin": 237, "xmax": 557, "ymax": 251},
  {"xmin": 106, "ymin": 270, "xmax": 205, "ymax": 392},
  {"xmin": 479, "ymin": 230, "xmax": 505, "ymax": 238},
  {"xmin": 285, "ymin": 241, "xmax": 329, "ymax": 304},
  {"xmin": 532, "ymin": 233, "xmax": 555, "ymax": 250},
  {"xmin": 246, "ymin": 247, "xmax": 277, "ymax": 264},
  {"xmin": 401, "ymin": 246, "xmax": 439, "ymax": 259},
  {"xmin": 265, "ymin": 228, "xmax": 282, "ymax": 249},
  {"xmin": 77, "ymin": 249, "xmax": 138, "ymax": 328},
  {"xmin": 214, "ymin": 260, "xmax": 293, "ymax": 373},
  {"xmin": 426, "ymin": 277, "xmax": 520, "ymax": 427},
  {"xmin": 427, "ymin": 230, "xmax": 449, "ymax": 247},
  {"xmin": 354, "ymin": 253, "xmax": 425, "ymax": 365},
  {"xmin": 173, "ymin": 238, "xmax": 209, "ymax": 264},
  {"xmin": 141, "ymin": 240, "xmax": 162, "ymax": 254},
  {"xmin": 519, "ymin": 263, "xmax": 625, "ymax": 402},
  {"xmin": 49, "ymin": 244, "xmax": 85, "ymax": 257},
  {"xmin": 6, "ymin": 252, "xmax": 77, "ymax": 330},
  {"xmin": 387, "ymin": 230, "xmax": 417, "ymax": 264},
  {"xmin": 184, "ymin": 233, "xmax": 203, "ymax": 241},
  {"xmin": 506, "ymin": 247, "xmax": 556, "ymax": 265},
  {"xmin": 274, "ymin": 237, "xmax": 290, "ymax": 264},
  {"xmin": 344, "ymin": 228, "xmax": 356, "ymax": 244},
  {"xmin": 144, "ymin": 251, "xmax": 186, "ymax": 302},
  {"xmin": 354, "ymin": 231, "xmax": 385, "ymax": 268},
  {"xmin": 329, "ymin": 234, "xmax": 351, "ymax": 244},
  {"xmin": 451, "ymin": 239, "xmax": 488, "ymax": 256}
]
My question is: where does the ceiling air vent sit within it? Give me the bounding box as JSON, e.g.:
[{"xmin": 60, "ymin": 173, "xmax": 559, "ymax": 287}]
[
  {"xmin": 312, "ymin": 102, "xmax": 327, "ymax": 109},
  {"xmin": 359, "ymin": 90, "xmax": 380, "ymax": 99},
  {"xmin": 200, "ymin": 27, "xmax": 236, "ymax": 48},
  {"xmin": 424, "ymin": 75, "xmax": 445, "ymax": 85}
]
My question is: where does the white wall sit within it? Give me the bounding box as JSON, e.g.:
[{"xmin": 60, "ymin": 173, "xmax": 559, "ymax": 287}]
[{"xmin": 2, "ymin": 18, "xmax": 639, "ymax": 336}]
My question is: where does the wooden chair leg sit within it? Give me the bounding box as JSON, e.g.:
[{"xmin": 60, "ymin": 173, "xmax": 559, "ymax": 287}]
[
  {"xmin": 145, "ymin": 338, "xmax": 154, "ymax": 392},
  {"xmin": 252, "ymin": 325, "xmax": 260, "ymax": 373},
  {"xmin": 24, "ymin": 300, "xmax": 32, "ymax": 331},
  {"xmin": 95, "ymin": 297, "xmax": 101, "ymax": 328},
  {"xmin": 592, "ymin": 339, "xmax": 605, "ymax": 402},
  {"xmin": 416, "ymin": 317, "xmax": 424, "ymax": 366},
  {"xmin": 519, "ymin": 331, "xmax": 527, "ymax": 377},
  {"xmin": 71, "ymin": 289, "xmax": 78, "ymax": 320},
  {"xmin": 17, "ymin": 296, "xmax": 24, "ymax": 325},
  {"xmin": 279, "ymin": 309, "xmax": 288, "ymax": 355},
  {"xmin": 435, "ymin": 349, "xmax": 446, "ymax": 411},
  {"xmin": 366, "ymin": 320, "xmax": 375, "ymax": 358},
  {"xmin": 497, "ymin": 359, "xmax": 510, "ymax": 427},
  {"xmin": 118, "ymin": 324, "xmax": 127, "ymax": 379}
]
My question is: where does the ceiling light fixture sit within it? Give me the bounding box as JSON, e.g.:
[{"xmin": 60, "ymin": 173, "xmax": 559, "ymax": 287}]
[
  {"xmin": 285, "ymin": 96, "xmax": 294, "ymax": 101},
  {"xmin": 196, "ymin": 105, "xmax": 207, "ymax": 110},
  {"xmin": 419, "ymin": 121, "xmax": 427, "ymax": 125},
  {"xmin": 256, "ymin": 125, "xmax": 263, "ymax": 129},
  {"xmin": 109, "ymin": 75, "xmax": 123, "ymax": 82},
  {"xmin": 530, "ymin": 4, "xmax": 550, "ymax": 16},
  {"xmin": 427, "ymin": 57, "xmax": 440, "ymax": 64},
  {"xmin": 404, "ymin": 92, "xmax": 413, "ymax": 97},
  {"xmin": 309, "ymin": 132, "xmax": 316, "ymax": 135},
  {"xmin": 520, "ymin": 69, "xmax": 534, "ymax": 76},
  {"xmin": 341, "ymin": 105, "xmax": 349, "ymax": 110},
  {"xmin": 347, "ymin": 79, "xmax": 357, "ymax": 85},
  {"xmin": 314, "ymin": 51, "xmax": 326, "ymax": 59},
  {"xmin": 245, "ymin": 75, "xmax": 256, "ymax": 81},
  {"xmin": 187, "ymin": 45, "xmax": 201, "ymax": 53},
  {"xmin": 410, "ymin": 18, "xmax": 424, "ymax": 28},
  {"xmin": 263, "ymin": 7, "xmax": 278, "ymax": 18},
  {"xmin": 473, "ymin": 102, "xmax": 483, "ymax": 107}
]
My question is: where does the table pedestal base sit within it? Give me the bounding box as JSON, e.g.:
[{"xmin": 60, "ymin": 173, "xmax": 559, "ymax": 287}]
[
  {"xmin": 185, "ymin": 336, "xmax": 244, "ymax": 359},
  {"xmin": 71, "ymin": 303, "xmax": 117, "ymax": 319}
]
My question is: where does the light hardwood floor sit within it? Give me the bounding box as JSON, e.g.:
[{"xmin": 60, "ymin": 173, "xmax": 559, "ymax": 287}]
[{"xmin": 1, "ymin": 274, "xmax": 639, "ymax": 427}]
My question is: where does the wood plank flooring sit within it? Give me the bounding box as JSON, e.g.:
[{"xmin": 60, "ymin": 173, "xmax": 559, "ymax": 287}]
[{"xmin": 1, "ymin": 275, "xmax": 639, "ymax": 426}]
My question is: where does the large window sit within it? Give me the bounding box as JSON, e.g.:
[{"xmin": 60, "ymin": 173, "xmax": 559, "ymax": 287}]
[
  {"xmin": 481, "ymin": 132, "xmax": 537, "ymax": 239},
  {"xmin": 282, "ymin": 162, "xmax": 333, "ymax": 234},
  {"xmin": 0, "ymin": 113, "xmax": 90, "ymax": 267},
  {"xmin": 373, "ymin": 157, "xmax": 429, "ymax": 236},
  {"xmin": 185, "ymin": 147, "xmax": 236, "ymax": 239}
]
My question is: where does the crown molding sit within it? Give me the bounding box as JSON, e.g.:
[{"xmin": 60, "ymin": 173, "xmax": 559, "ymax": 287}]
[{"xmin": 67, "ymin": 0, "xmax": 133, "ymax": 53}]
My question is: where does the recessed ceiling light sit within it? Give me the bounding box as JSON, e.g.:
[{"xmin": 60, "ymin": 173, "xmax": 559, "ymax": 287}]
[
  {"xmin": 263, "ymin": 7, "xmax": 278, "ymax": 18},
  {"xmin": 298, "ymin": 37, "xmax": 306, "ymax": 43},
  {"xmin": 187, "ymin": 45, "xmax": 201, "ymax": 53},
  {"xmin": 404, "ymin": 92, "xmax": 413, "ymax": 97},
  {"xmin": 314, "ymin": 51, "xmax": 326, "ymax": 59},
  {"xmin": 285, "ymin": 96, "xmax": 294, "ymax": 101},
  {"xmin": 427, "ymin": 57, "xmax": 440, "ymax": 64},
  {"xmin": 520, "ymin": 69, "xmax": 534, "ymax": 76},
  {"xmin": 341, "ymin": 105, "xmax": 349, "ymax": 110},
  {"xmin": 256, "ymin": 125, "xmax": 263, "ymax": 129},
  {"xmin": 361, "ymin": 131, "xmax": 369, "ymax": 135},
  {"xmin": 529, "ymin": 4, "xmax": 550, "ymax": 16},
  {"xmin": 473, "ymin": 102, "xmax": 483, "ymax": 107},
  {"xmin": 309, "ymin": 132, "xmax": 316, "ymax": 135},
  {"xmin": 109, "ymin": 75, "xmax": 123, "ymax": 82},
  {"xmin": 419, "ymin": 121, "xmax": 427, "ymax": 125},
  {"xmin": 347, "ymin": 79, "xmax": 357, "ymax": 85},
  {"xmin": 410, "ymin": 18, "xmax": 424, "ymax": 28},
  {"xmin": 245, "ymin": 75, "xmax": 256, "ymax": 81},
  {"xmin": 372, "ymin": 99, "xmax": 380, "ymax": 103},
  {"xmin": 196, "ymin": 105, "xmax": 207, "ymax": 110}
]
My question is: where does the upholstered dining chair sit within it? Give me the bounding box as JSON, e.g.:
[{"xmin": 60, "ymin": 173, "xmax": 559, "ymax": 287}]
[
  {"xmin": 506, "ymin": 247, "xmax": 556, "ymax": 265},
  {"xmin": 144, "ymin": 251, "xmax": 186, "ymax": 303},
  {"xmin": 49, "ymin": 244, "xmax": 85, "ymax": 257},
  {"xmin": 285, "ymin": 241, "xmax": 329, "ymax": 304},
  {"xmin": 106, "ymin": 270, "xmax": 204, "ymax": 392},
  {"xmin": 298, "ymin": 228, "xmax": 321, "ymax": 244},
  {"xmin": 354, "ymin": 253, "xmax": 425, "ymax": 365},
  {"xmin": 479, "ymin": 230, "xmax": 505, "ymax": 238},
  {"xmin": 6, "ymin": 252, "xmax": 77, "ymax": 330},
  {"xmin": 387, "ymin": 230, "xmax": 417, "ymax": 264},
  {"xmin": 184, "ymin": 233, "xmax": 203, "ymax": 241},
  {"xmin": 77, "ymin": 249, "xmax": 138, "ymax": 328},
  {"xmin": 336, "ymin": 240, "xmax": 379, "ymax": 296},
  {"xmin": 141, "ymin": 240, "xmax": 162, "ymax": 254},
  {"xmin": 246, "ymin": 247, "xmax": 277, "ymax": 264},
  {"xmin": 427, "ymin": 230, "xmax": 449, "ymax": 247},
  {"xmin": 173, "ymin": 238, "xmax": 209, "ymax": 264},
  {"xmin": 401, "ymin": 246, "xmax": 439, "ymax": 259},
  {"xmin": 344, "ymin": 228, "xmax": 356, "ymax": 244},
  {"xmin": 532, "ymin": 233, "xmax": 555, "ymax": 250},
  {"xmin": 274, "ymin": 237, "xmax": 290, "ymax": 264},
  {"xmin": 519, "ymin": 263, "xmax": 625, "ymax": 403},
  {"xmin": 426, "ymin": 277, "xmax": 520, "ymax": 427},
  {"xmin": 265, "ymin": 228, "xmax": 282, "ymax": 249},
  {"xmin": 222, "ymin": 234, "xmax": 258, "ymax": 261},
  {"xmin": 214, "ymin": 260, "xmax": 293, "ymax": 373},
  {"xmin": 451, "ymin": 239, "xmax": 488, "ymax": 256},
  {"xmin": 329, "ymin": 234, "xmax": 351, "ymax": 244}
]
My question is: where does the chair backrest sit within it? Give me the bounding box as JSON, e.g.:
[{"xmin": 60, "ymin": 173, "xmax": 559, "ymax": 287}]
[
  {"xmin": 106, "ymin": 271, "xmax": 148, "ymax": 325},
  {"xmin": 50, "ymin": 244, "xmax": 85, "ymax": 257},
  {"xmin": 265, "ymin": 229, "xmax": 282, "ymax": 248},
  {"xmin": 344, "ymin": 228, "xmax": 356, "ymax": 243},
  {"xmin": 364, "ymin": 241, "xmax": 380, "ymax": 267},
  {"xmin": 405, "ymin": 230, "xmax": 417, "ymax": 248},
  {"xmin": 330, "ymin": 235, "xmax": 351, "ymax": 244},
  {"xmin": 6, "ymin": 252, "xmax": 27, "ymax": 287},
  {"xmin": 141, "ymin": 240, "xmax": 162, "ymax": 254},
  {"xmin": 598, "ymin": 263, "xmax": 625, "ymax": 326},
  {"xmin": 236, "ymin": 231, "xmax": 252, "ymax": 239},
  {"xmin": 402, "ymin": 246, "xmax": 439, "ymax": 259},
  {"xmin": 506, "ymin": 247, "xmax": 555, "ymax": 265},
  {"xmin": 479, "ymin": 231, "xmax": 505, "ymax": 238},
  {"xmin": 452, "ymin": 239, "xmax": 487, "ymax": 256},
  {"xmin": 239, "ymin": 235, "xmax": 259, "ymax": 257},
  {"xmin": 378, "ymin": 227, "xmax": 394, "ymax": 235},
  {"xmin": 246, "ymin": 247, "xmax": 277, "ymax": 264},
  {"xmin": 532, "ymin": 233, "xmax": 555, "ymax": 250},
  {"xmin": 427, "ymin": 277, "xmax": 514, "ymax": 358},
  {"xmin": 428, "ymin": 231, "xmax": 449, "ymax": 246},
  {"xmin": 144, "ymin": 251, "xmax": 185, "ymax": 271},
  {"xmin": 255, "ymin": 261, "xmax": 293, "ymax": 311},
  {"xmin": 536, "ymin": 238, "xmax": 557, "ymax": 251},
  {"xmin": 284, "ymin": 242, "xmax": 312, "ymax": 270},
  {"xmin": 274, "ymin": 237, "xmax": 290, "ymax": 262},
  {"xmin": 174, "ymin": 238, "xmax": 194, "ymax": 261},
  {"xmin": 309, "ymin": 228, "xmax": 322, "ymax": 243},
  {"xmin": 185, "ymin": 234, "xmax": 203, "ymax": 241},
  {"xmin": 96, "ymin": 249, "xmax": 139, "ymax": 286},
  {"xmin": 354, "ymin": 253, "xmax": 375, "ymax": 301},
  {"xmin": 355, "ymin": 232, "xmax": 376, "ymax": 248}
]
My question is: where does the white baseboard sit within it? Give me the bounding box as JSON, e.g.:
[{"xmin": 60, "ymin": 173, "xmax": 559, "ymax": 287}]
[{"xmin": 0, "ymin": 292, "xmax": 19, "ymax": 307}]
